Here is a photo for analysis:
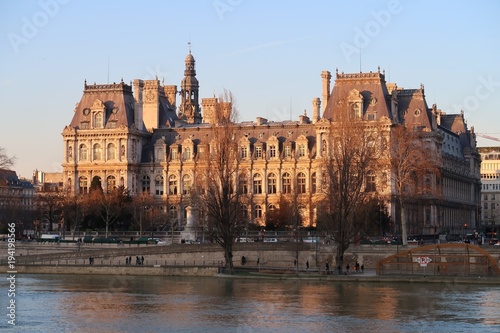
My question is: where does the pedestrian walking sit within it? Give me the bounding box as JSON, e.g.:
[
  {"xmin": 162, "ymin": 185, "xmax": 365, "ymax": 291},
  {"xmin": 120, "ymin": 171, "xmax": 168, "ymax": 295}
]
[
  {"xmin": 306, "ymin": 260, "xmax": 309, "ymax": 271},
  {"xmin": 141, "ymin": 256, "xmax": 144, "ymax": 265}
]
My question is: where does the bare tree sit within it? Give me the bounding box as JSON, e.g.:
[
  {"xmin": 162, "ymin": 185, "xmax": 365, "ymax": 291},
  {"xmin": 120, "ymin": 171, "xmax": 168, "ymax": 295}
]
[
  {"xmin": 317, "ymin": 108, "xmax": 381, "ymax": 269},
  {"xmin": 0, "ymin": 147, "xmax": 15, "ymax": 170},
  {"xmin": 389, "ymin": 125, "xmax": 441, "ymax": 245},
  {"xmin": 35, "ymin": 191, "xmax": 63, "ymax": 233},
  {"xmin": 88, "ymin": 181, "xmax": 131, "ymax": 238},
  {"xmin": 132, "ymin": 192, "xmax": 156, "ymax": 236},
  {"xmin": 197, "ymin": 89, "xmax": 242, "ymax": 272}
]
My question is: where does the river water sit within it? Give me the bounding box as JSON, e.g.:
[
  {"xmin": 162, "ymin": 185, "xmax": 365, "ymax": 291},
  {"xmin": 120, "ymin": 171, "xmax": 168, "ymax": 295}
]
[{"xmin": 1, "ymin": 274, "xmax": 500, "ymax": 332}]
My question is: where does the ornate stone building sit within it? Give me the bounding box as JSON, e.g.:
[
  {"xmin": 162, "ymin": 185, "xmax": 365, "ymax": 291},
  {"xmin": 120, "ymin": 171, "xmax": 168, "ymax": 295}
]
[
  {"xmin": 479, "ymin": 147, "xmax": 500, "ymax": 236},
  {"xmin": 62, "ymin": 52, "xmax": 481, "ymax": 235}
]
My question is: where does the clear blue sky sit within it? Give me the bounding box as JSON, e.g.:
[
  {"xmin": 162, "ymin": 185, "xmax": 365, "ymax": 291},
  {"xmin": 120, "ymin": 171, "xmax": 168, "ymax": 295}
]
[{"xmin": 1, "ymin": 0, "xmax": 499, "ymax": 178}]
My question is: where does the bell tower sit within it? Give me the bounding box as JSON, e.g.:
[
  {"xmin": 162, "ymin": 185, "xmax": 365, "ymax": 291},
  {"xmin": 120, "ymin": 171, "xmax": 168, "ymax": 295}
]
[{"xmin": 178, "ymin": 51, "xmax": 201, "ymax": 124}]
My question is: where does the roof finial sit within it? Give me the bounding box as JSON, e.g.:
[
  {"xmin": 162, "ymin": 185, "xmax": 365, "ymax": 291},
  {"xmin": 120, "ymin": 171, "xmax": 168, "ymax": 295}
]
[
  {"xmin": 377, "ymin": 66, "xmax": 380, "ymax": 73},
  {"xmin": 188, "ymin": 40, "xmax": 191, "ymax": 54}
]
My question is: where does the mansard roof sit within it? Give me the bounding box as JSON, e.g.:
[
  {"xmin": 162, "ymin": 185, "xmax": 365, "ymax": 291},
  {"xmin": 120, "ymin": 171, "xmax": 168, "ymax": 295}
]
[
  {"xmin": 69, "ymin": 81, "xmax": 136, "ymax": 129},
  {"xmin": 396, "ymin": 87, "xmax": 434, "ymax": 130},
  {"xmin": 0, "ymin": 169, "xmax": 20, "ymax": 186},
  {"xmin": 323, "ymin": 70, "xmax": 393, "ymax": 121},
  {"xmin": 440, "ymin": 112, "xmax": 475, "ymax": 149}
]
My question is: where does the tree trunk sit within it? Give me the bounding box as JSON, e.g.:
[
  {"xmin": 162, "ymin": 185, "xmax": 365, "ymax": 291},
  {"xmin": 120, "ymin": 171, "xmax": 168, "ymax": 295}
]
[
  {"xmin": 224, "ymin": 244, "xmax": 234, "ymax": 273},
  {"xmin": 400, "ymin": 201, "xmax": 408, "ymax": 246}
]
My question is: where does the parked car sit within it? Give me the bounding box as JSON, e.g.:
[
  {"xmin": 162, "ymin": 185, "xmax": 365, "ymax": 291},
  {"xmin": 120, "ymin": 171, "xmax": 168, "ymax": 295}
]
[
  {"xmin": 264, "ymin": 238, "xmax": 278, "ymax": 243},
  {"xmin": 93, "ymin": 237, "xmax": 119, "ymax": 244},
  {"xmin": 149, "ymin": 238, "xmax": 167, "ymax": 245}
]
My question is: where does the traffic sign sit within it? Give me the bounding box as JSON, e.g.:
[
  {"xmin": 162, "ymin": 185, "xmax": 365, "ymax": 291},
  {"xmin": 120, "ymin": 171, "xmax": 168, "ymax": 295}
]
[{"xmin": 416, "ymin": 256, "xmax": 432, "ymax": 267}]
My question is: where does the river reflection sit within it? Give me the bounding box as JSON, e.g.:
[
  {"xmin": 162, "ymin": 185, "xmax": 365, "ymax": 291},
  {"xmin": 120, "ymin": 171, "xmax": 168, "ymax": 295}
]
[{"xmin": 1, "ymin": 274, "xmax": 500, "ymax": 332}]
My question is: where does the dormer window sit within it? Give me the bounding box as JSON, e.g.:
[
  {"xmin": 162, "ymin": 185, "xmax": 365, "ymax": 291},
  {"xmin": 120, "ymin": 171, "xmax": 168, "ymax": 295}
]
[
  {"xmin": 269, "ymin": 145, "xmax": 276, "ymax": 158},
  {"xmin": 240, "ymin": 146, "xmax": 248, "ymax": 159},
  {"xmin": 254, "ymin": 146, "xmax": 262, "ymax": 159},
  {"xmin": 94, "ymin": 111, "xmax": 104, "ymax": 128},
  {"xmin": 298, "ymin": 144, "xmax": 306, "ymax": 158},
  {"xmin": 284, "ymin": 145, "xmax": 291, "ymax": 158}
]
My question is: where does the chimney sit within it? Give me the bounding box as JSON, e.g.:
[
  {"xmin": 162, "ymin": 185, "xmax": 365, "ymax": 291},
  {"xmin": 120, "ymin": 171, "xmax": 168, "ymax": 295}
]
[
  {"xmin": 312, "ymin": 98, "xmax": 321, "ymax": 123},
  {"xmin": 321, "ymin": 71, "xmax": 331, "ymax": 112}
]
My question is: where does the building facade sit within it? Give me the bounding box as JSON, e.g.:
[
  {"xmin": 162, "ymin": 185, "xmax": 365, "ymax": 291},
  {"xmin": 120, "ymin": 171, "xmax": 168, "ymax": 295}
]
[
  {"xmin": 479, "ymin": 147, "xmax": 500, "ymax": 236},
  {"xmin": 0, "ymin": 168, "xmax": 35, "ymax": 236},
  {"xmin": 62, "ymin": 52, "xmax": 481, "ymax": 235}
]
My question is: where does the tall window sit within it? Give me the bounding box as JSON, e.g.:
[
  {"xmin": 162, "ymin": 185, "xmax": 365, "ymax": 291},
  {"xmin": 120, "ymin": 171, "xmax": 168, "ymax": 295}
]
[
  {"xmin": 284, "ymin": 145, "xmax": 291, "ymax": 158},
  {"xmin": 297, "ymin": 172, "xmax": 306, "ymax": 194},
  {"xmin": 93, "ymin": 143, "xmax": 102, "ymax": 160},
  {"xmin": 269, "ymin": 145, "xmax": 276, "ymax": 158},
  {"xmin": 169, "ymin": 205, "xmax": 178, "ymax": 219},
  {"xmin": 311, "ymin": 173, "xmax": 317, "ymax": 194},
  {"xmin": 254, "ymin": 204, "xmax": 262, "ymax": 218},
  {"xmin": 282, "ymin": 172, "xmax": 291, "ymax": 194},
  {"xmin": 254, "ymin": 146, "xmax": 262, "ymax": 159},
  {"xmin": 182, "ymin": 174, "xmax": 192, "ymax": 195},
  {"xmin": 170, "ymin": 147, "xmax": 178, "ymax": 160},
  {"xmin": 141, "ymin": 176, "xmax": 150, "ymax": 193},
  {"xmin": 169, "ymin": 175, "xmax": 177, "ymax": 195},
  {"xmin": 267, "ymin": 173, "xmax": 277, "ymax": 194},
  {"xmin": 107, "ymin": 175, "xmax": 116, "ymax": 192},
  {"xmin": 155, "ymin": 175, "xmax": 164, "ymax": 195},
  {"xmin": 365, "ymin": 170, "xmax": 376, "ymax": 192},
  {"xmin": 107, "ymin": 143, "xmax": 116, "ymax": 160},
  {"xmin": 239, "ymin": 174, "xmax": 248, "ymax": 194},
  {"xmin": 253, "ymin": 174, "xmax": 262, "ymax": 194},
  {"xmin": 298, "ymin": 144, "xmax": 306, "ymax": 157},
  {"xmin": 321, "ymin": 140, "xmax": 327, "ymax": 156},
  {"xmin": 79, "ymin": 177, "xmax": 88, "ymax": 194},
  {"xmin": 79, "ymin": 144, "xmax": 88, "ymax": 161},
  {"xmin": 240, "ymin": 146, "xmax": 248, "ymax": 159},
  {"xmin": 241, "ymin": 205, "xmax": 248, "ymax": 219},
  {"xmin": 183, "ymin": 147, "xmax": 191, "ymax": 160},
  {"xmin": 94, "ymin": 112, "xmax": 103, "ymax": 128}
]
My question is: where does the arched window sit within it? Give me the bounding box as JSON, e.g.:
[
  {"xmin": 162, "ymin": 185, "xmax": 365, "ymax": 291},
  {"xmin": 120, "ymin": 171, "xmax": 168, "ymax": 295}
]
[
  {"xmin": 254, "ymin": 204, "xmax": 262, "ymax": 218},
  {"xmin": 365, "ymin": 170, "xmax": 376, "ymax": 192},
  {"xmin": 107, "ymin": 175, "xmax": 116, "ymax": 192},
  {"xmin": 267, "ymin": 173, "xmax": 277, "ymax": 194},
  {"xmin": 155, "ymin": 175, "xmax": 164, "ymax": 195},
  {"xmin": 239, "ymin": 174, "xmax": 248, "ymax": 194},
  {"xmin": 253, "ymin": 174, "xmax": 262, "ymax": 194},
  {"xmin": 297, "ymin": 172, "xmax": 306, "ymax": 194},
  {"xmin": 79, "ymin": 144, "xmax": 88, "ymax": 161},
  {"xmin": 79, "ymin": 176, "xmax": 88, "ymax": 194},
  {"xmin": 169, "ymin": 175, "xmax": 177, "ymax": 195},
  {"xmin": 169, "ymin": 205, "xmax": 178, "ymax": 219},
  {"xmin": 93, "ymin": 143, "xmax": 102, "ymax": 160},
  {"xmin": 240, "ymin": 205, "xmax": 248, "ymax": 219},
  {"xmin": 322, "ymin": 139, "xmax": 327, "ymax": 156},
  {"xmin": 107, "ymin": 143, "xmax": 116, "ymax": 160},
  {"xmin": 182, "ymin": 174, "xmax": 192, "ymax": 195},
  {"xmin": 141, "ymin": 175, "xmax": 150, "ymax": 193},
  {"xmin": 282, "ymin": 172, "xmax": 291, "ymax": 193}
]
